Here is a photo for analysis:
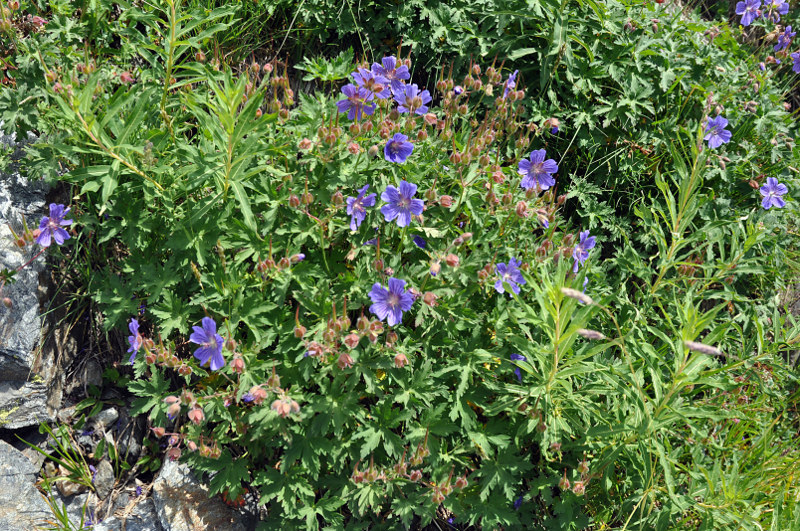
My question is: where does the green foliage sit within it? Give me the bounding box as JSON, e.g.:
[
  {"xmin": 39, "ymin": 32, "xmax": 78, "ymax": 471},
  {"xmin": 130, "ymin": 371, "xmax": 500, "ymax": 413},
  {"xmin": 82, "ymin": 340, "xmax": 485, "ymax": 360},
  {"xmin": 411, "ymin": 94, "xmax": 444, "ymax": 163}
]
[{"xmin": 4, "ymin": 0, "xmax": 800, "ymax": 528}]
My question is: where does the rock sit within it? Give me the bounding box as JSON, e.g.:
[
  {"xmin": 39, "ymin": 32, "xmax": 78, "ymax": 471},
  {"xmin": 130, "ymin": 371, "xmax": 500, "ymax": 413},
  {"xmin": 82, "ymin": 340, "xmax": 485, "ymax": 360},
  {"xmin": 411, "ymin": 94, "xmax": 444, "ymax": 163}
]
[
  {"xmin": 0, "ymin": 163, "xmax": 80, "ymax": 429},
  {"xmin": 0, "ymin": 439, "xmax": 52, "ymax": 530},
  {"xmin": 94, "ymin": 498, "xmax": 163, "ymax": 531},
  {"xmin": 50, "ymin": 491, "xmax": 93, "ymax": 527},
  {"xmin": 55, "ymin": 476, "xmax": 89, "ymax": 497},
  {"xmin": 4, "ymin": 424, "xmax": 51, "ymax": 469},
  {"xmin": 92, "ymin": 407, "xmax": 119, "ymax": 430},
  {"xmin": 94, "ymin": 459, "xmax": 115, "ymax": 500},
  {"xmin": 114, "ymin": 408, "xmax": 145, "ymax": 463},
  {"xmin": 152, "ymin": 459, "xmax": 248, "ymax": 531}
]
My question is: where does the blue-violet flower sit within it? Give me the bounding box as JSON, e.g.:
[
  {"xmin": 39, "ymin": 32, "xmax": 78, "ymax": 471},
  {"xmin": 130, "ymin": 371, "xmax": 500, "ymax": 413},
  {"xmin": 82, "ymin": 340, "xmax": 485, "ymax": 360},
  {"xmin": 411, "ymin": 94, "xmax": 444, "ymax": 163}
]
[
  {"xmin": 775, "ymin": 25, "xmax": 795, "ymax": 51},
  {"xmin": 36, "ymin": 203, "xmax": 73, "ymax": 247},
  {"xmin": 572, "ymin": 230, "xmax": 596, "ymax": 273},
  {"xmin": 735, "ymin": 0, "xmax": 761, "ymax": 26},
  {"xmin": 760, "ymin": 177, "xmax": 788, "ymax": 209},
  {"xmin": 394, "ymin": 83, "xmax": 432, "ymax": 115},
  {"xmin": 494, "ymin": 258, "xmax": 526, "ymax": 296},
  {"xmin": 189, "ymin": 317, "xmax": 225, "ymax": 371},
  {"xmin": 381, "ymin": 180, "xmax": 424, "ymax": 227},
  {"xmin": 384, "ymin": 133, "xmax": 414, "ymax": 163},
  {"xmin": 510, "ymin": 353, "xmax": 526, "ymax": 381},
  {"xmin": 371, "ymin": 56, "xmax": 411, "ymax": 92},
  {"xmin": 704, "ymin": 116, "xmax": 732, "ymax": 149},
  {"xmin": 127, "ymin": 318, "xmax": 142, "ymax": 364},
  {"xmin": 369, "ymin": 277, "xmax": 415, "ymax": 326},
  {"xmin": 518, "ymin": 149, "xmax": 558, "ymax": 191},
  {"xmin": 335, "ymin": 84, "xmax": 376, "ymax": 120},
  {"xmin": 346, "ymin": 184, "xmax": 377, "ymax": 231}
]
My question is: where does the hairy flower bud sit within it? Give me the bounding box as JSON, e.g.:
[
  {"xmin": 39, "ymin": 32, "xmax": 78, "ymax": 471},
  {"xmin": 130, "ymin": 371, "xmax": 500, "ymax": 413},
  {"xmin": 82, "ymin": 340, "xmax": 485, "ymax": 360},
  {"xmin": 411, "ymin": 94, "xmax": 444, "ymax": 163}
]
[
  {"xmin": 288, "ymin": 194, "xmax": 300, "ymax": 207},
  {"xmin": 423, "ymin": 292, "xmax": 438, "ymax": 307},
  {"xmin": 515, "ymin": 201, "xmax": 528, "ymax": 218},
  {"xmin": 454, "ymin": 476, "xmax": 468, "ymax": 489},
  {"xmin": 572, "ymin": 481, "xmax": 585, "ymax": 495},
  {"xmin": 1, "ymin": 297, "xmax": 11, "ymax": 309},
  {"xmin": 439, "ymin": 195, "xmax": 453, "ymax": 208},
  {"xmin": 337, "ymin": 352, "xmax": 354, "ymax": 369},
  {"xmin": 445, "ymin": 254, "xmax": 460, "ymax": 267},
  {"xmin": 559, "ymin": 470, "xmax": 571, "ymax": 490},
  {"xmin": 230, "ymin": 356, "xmax": 245, "ymax": 374},
  {"xmin": 430, "ymin": 261, "xmax": 441, "ymax": 276},
  {"xmin": 188, "ymin": 407, "xmax": 204, "ymax": 425},
  {"xmin": 393, "ymin": 352, "xmax": 409, "ymax": 368},
  {"xmin": 152, "ymin": 427, "xmax": 166, "ymax": 438},
  {"xmin": 409, "ymin": 470, "xmax": 422, "ymax": 482},
  {"xmin": 344, "ymin": 333, "xmax": 360, "ymax": 349}
]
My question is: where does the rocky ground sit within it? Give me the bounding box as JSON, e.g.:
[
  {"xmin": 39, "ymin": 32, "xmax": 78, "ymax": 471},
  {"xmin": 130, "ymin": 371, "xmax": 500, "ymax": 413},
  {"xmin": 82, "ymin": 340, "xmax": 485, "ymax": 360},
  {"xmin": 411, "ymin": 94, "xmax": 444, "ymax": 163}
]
[{"xmin": 0, "ymin": 139, "xmax": 253, "ymax": 530}]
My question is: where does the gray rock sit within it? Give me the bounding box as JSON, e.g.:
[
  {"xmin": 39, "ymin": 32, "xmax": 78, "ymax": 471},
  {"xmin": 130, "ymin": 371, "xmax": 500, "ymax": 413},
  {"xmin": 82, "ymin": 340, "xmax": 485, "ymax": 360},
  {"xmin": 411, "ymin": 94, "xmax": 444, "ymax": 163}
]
[
  {"xmin": 0, "ymin": 439, "xmax": 52, "ymax": 530},
  {"xmin": 94, "ymin": 459, "xmax": 115, "ymax": 500},
  {"xmin": 92, "ymin": 407, "xmax": 120, "ymax": 430},
  {"xmin": 152, "ymin": 459, "xmax": 248, "ymax": 531},
  {"xmin": 93, "ymin": 498, "xmax": 163, "ymax": 531},
  {"xmin": 50, "ymin": 491, "xmax": 93, "ymax": 527},
  {"xmin": 0, "ymin": 164, "xmax": 75, "ymax": 429},
  {"xmin": 115, "ymin": 408, "xmax": 145, "ymax": 464}
]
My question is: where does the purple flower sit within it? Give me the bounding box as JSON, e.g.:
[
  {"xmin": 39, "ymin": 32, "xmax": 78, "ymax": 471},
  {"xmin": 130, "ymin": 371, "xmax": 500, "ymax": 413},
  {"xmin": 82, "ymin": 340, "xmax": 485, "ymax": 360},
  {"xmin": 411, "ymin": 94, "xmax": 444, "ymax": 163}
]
[
  {"xmin": 364, "ymin": 238, "xmax": 378, "ymax": 246},
  {"xmin": 393, "ymin": 83, "xmax": 432, "ymax": 115},
  {"xmin": 135, "ymin": 485, "xmax": 143, "ymax": 497},
  {"xmin": 381, "ymin": 180, "xmax": 424, "ymax": 227},
  {"xmin": 413, "ymin": 235, "xmax": 427, "ymax": 249},
  {"xmin": 36, "ymin": 203, "xmax": 73, "ymax": 247},
  {"xmin": 369, "ymin": 277, "xmax": 415, "ymax": 326},
  {"xmin": 735, "ymin": 0, "xmax": 761, "ymax": 26},
  {"xmin": 513, "ymin": 495, "xmax": 523, "ymax": 510},
  {"xmin": 351, "ymin": 67, "xmax": 391, "ymax": 99},
  {"xmin": 371, "ymin": 56, "xmax": 411, "ymax": 93},
  {"xmin": 346, "ymin": 184, "xmax": 377, "ymax": 231},
  {"xmin": 550, "ymin": 126, "xmax": 559, "ymax": 134},
  {"xmin": 89, "ymin": 464, "xmax": 97, "ymax": 483},
  {"xmin": 127, "ymin": 319, "xmax": 143, "ymax": 364},
  {"xmin": 792, "ymin": 51, "xmax": 800, "ymax": 73},
  {"xmin": 242, "ymin": 392, "xmax": 255, "ymax": 403},
  {"xmin": 384, "ymin": 133, "xmax": 414, "ymax": 163},
  {"xmin": 510, "ymin": 353, "xmax": 526, "ymax": 381},
  {"xmin": 494, "ymin": 258, "xmax": 526, "ymax": 296},
  {"xmin": 453, "ymin": 85, "xmax": 463, "ymax": 95},
  {"xmin": 704, "ymin": 116, "xmax": 732, "ymax": 149},
  {"xmin": 759, "ymin": 62, "xmax": 766, "ymax": 71},
  {"xmin": 335, "ymin": 84, "xmax": 376, "ymax": 120},
  {"xmin": 518, "ymin": 149, "xmax": 558, "ymax": 191},
  {"xmin": 189, "ymin": 317, "xmax": 225, "ymax": 371},
  {"xmin": 503, "ymin": 70, "xmax": 518, "ymax": 99},
  {"xmin": 572, "ymin": 230, "xmax": 596, "ymax": 273},
  {"xmin": 765, "ymin": 0, "xmax": 789, "ymax": 22},
  {"xmin": 760, "ymin": 177, "xmax": 788, "ymax": 209},
  {"xmin": 775, "ymin": 25, "xmax": 795, "ymax": 51}
]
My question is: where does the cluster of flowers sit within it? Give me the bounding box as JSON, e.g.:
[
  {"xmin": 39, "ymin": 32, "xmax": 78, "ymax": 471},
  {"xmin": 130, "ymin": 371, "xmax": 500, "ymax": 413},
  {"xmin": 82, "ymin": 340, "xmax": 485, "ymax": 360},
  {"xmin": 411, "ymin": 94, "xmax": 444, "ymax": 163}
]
[{"xmin": 714, "ymin": 2, "xmax": 795, "ymax": 211}]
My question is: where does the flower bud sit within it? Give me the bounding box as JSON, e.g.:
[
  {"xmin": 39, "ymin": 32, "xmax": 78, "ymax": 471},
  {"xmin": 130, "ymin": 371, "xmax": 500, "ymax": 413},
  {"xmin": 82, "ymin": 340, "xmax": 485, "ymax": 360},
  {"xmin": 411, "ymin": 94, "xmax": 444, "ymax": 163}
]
[
  {"xmin": 430, "ymin": 261, "xmax": 441, "ymax": 276},
  {"xmin": 290, "ymin": 253, "xmax": 305, "ymax": 264},
  {"xmin": 578, "ymin": 459, "xmax": 589, "ymax": 475},
  {"xmin": 559, "ymin": 471, "xmax": 570, "ymax": 490},
  {"xmin": 293, "ymin": 324, "xmax": 306, "ymax": 338},
  {"xmin": 1, "ymin": 297, "xmax": 11, "ymax": 309},
  {"xmin": 409, "ymin": 470, "xmax": 423, "ymax": 482},
  {"xmin": 194, "ymin": 51, "xmax": 206, "ymax": 62},
  {"xmin": 119, "ymin": 71, "xmax": 134, "ymax": 84},
  {"xmin": 515, "ymin": 201, "xmax": 528, "ymax": 218},
  {"xmin": 337, "ymin": 352, "xmax": 354, "ymax": 369},
  {"xmin": 288, "ymin": 194, "xmax": 301, "ymax": 207},
  {"xmin": 255, "ymin": 108, "xmax": 263, "ymax": 119},
  {"xmin": 422, "ymin": 292, "xmax": 438, "ymax": 307},
  {"xmin": 386, "ymin": 330, "xmax": 398, "ymax": 345},
  {"xmin": 344, "ymin": 333, "xmax": 360, "ymax": 349},
  {"xmin": 454, "ymin": 476, "xmax": 468, "ymax": 489},
  {"xmin": 230, "ymin": 356, "xmax": 245, "ymax": 374},
  {"xmin": 301, "ymin": 192, "xmax": 313, "ymax": 205},
  {"xmin": 356, "ymin": 315, "xmax": 370, "ymax": 331},
  {"xmin": 152, "ymin": 427, "xmax": 166, "ymax": 438},
  {"xmin": 188, "ymin": 407, "xmax": 204, "ymax": 425},
  {"xmin": 178, "ymin": 364, "xmax": 192, "ymax": 376},
  {"xmin": 180, "ymin": 390, "xmax": 195, "ymax": 406},
  {"xmin": 263, "ymin": 63, "xmax": 273, "ymax": 73},
  {"xmin": 572, "ymin": 481, "xmax": 585, "ymax": 496},
  {"xmin": 445, "ymin": 254, "xmax": 459, "ymax": 268},
  {"xmin": 389, "ymin": 353, "xmax": 407, "ymax": 371},
  {"xmin": 332, "ymin": 190, "xmax": 344, "ymax": 207},
  {"xmin": 439, "ymin": 195, "xmax": 453, "ymax": 207},
  {"xmin": 372, "ymin": 258, "xmax": 384, "ymax": 271}
]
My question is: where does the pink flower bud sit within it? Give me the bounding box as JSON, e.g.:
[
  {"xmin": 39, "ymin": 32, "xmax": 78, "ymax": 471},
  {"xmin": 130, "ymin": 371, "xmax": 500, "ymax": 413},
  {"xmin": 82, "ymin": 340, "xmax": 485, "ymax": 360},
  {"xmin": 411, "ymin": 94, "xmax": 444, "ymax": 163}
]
[
  {"xmin": 454, "ymin": 476, "xmax": 468, "ymax": 489},
  {"xmin": 119, "ymin": 71, "xmax": 134, "ymax": 84},
  {"xmin": 164, "ymin": 395, "xmax": 180, "ymax": 405},
  {"xmin": 515, "ymin": 201, "xmax": 528, "ymax": 218},
  {"xmin": 188, "ymin": 407, "xmax": 204, "ymax": 425},
  {"xmin": 250, "ymin": 385, "xmax": 268, "ymax": 405},
  {"xmin": 559, "ymin": 470, "xmax": 570, "ymax": 490},
  {"xmin": 430, "ymin": 261, "xmax": 441, "ymax": 276},
  {"xmin": 394, "ymin": 352, "xmax": 409, "ymax": 368},
  {"xmin": 422, "ymin": 292, "xmax": 438, "ymax": 307},
  {"xmin": 344, "ymin": 333, "xmax": 360, "ymax": 349},
  {"xmin": 288, "ymin": 194, "xmax": 300, "ymax": 207},
  {"xmin": 409, "ymin": 470, "xmax": 422, "ymax": 482},
  {"xmin": 293, "ymin": 324, "xmax": 306, "ymax": 339},
  {"xmin": 439, "ymin": 195, "xmax": 453, "ymax": 207},
  {"xmin": 445, "ymin": 254, "xmax": 459, "ymax": 268},
  {"xmin": 337, "ymin": 352, "xmax": 354, "ymax": 369},
  {"xmin": 187, "ymin": 440, "xmax": 198, "ymax": 452},
  {"xmin": 151, "ymin": 427, "xmax": 166, "ymax": 437},
  {"xmin": 1, "ymin": 297, "xmax": 11, "ymax": 309},
  {"xmin": 167, "ymin": 402, "xmax": 181, "ymax": 418},
  {"xmin": 572, "ymin": 481, "xmax": 585, "ymax": 495},
  {"xmin": 230, "ymin": 356, "xmax": 245, "ymax": 374}
]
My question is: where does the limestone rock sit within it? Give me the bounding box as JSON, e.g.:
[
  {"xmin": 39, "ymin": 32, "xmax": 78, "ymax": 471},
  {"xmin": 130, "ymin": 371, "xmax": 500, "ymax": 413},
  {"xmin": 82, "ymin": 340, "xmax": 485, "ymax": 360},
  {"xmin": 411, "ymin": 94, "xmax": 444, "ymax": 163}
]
[
  {"xmin": 93, "ymin": 498, "xmax": 163, "ymax": 531},
  {"xmin": 152, "ymin": 459, "xmax": 248, "ymax": 531},
  {"xmin": 0, "ymin": 439, "xmax": 51, "ymax": 531}
]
